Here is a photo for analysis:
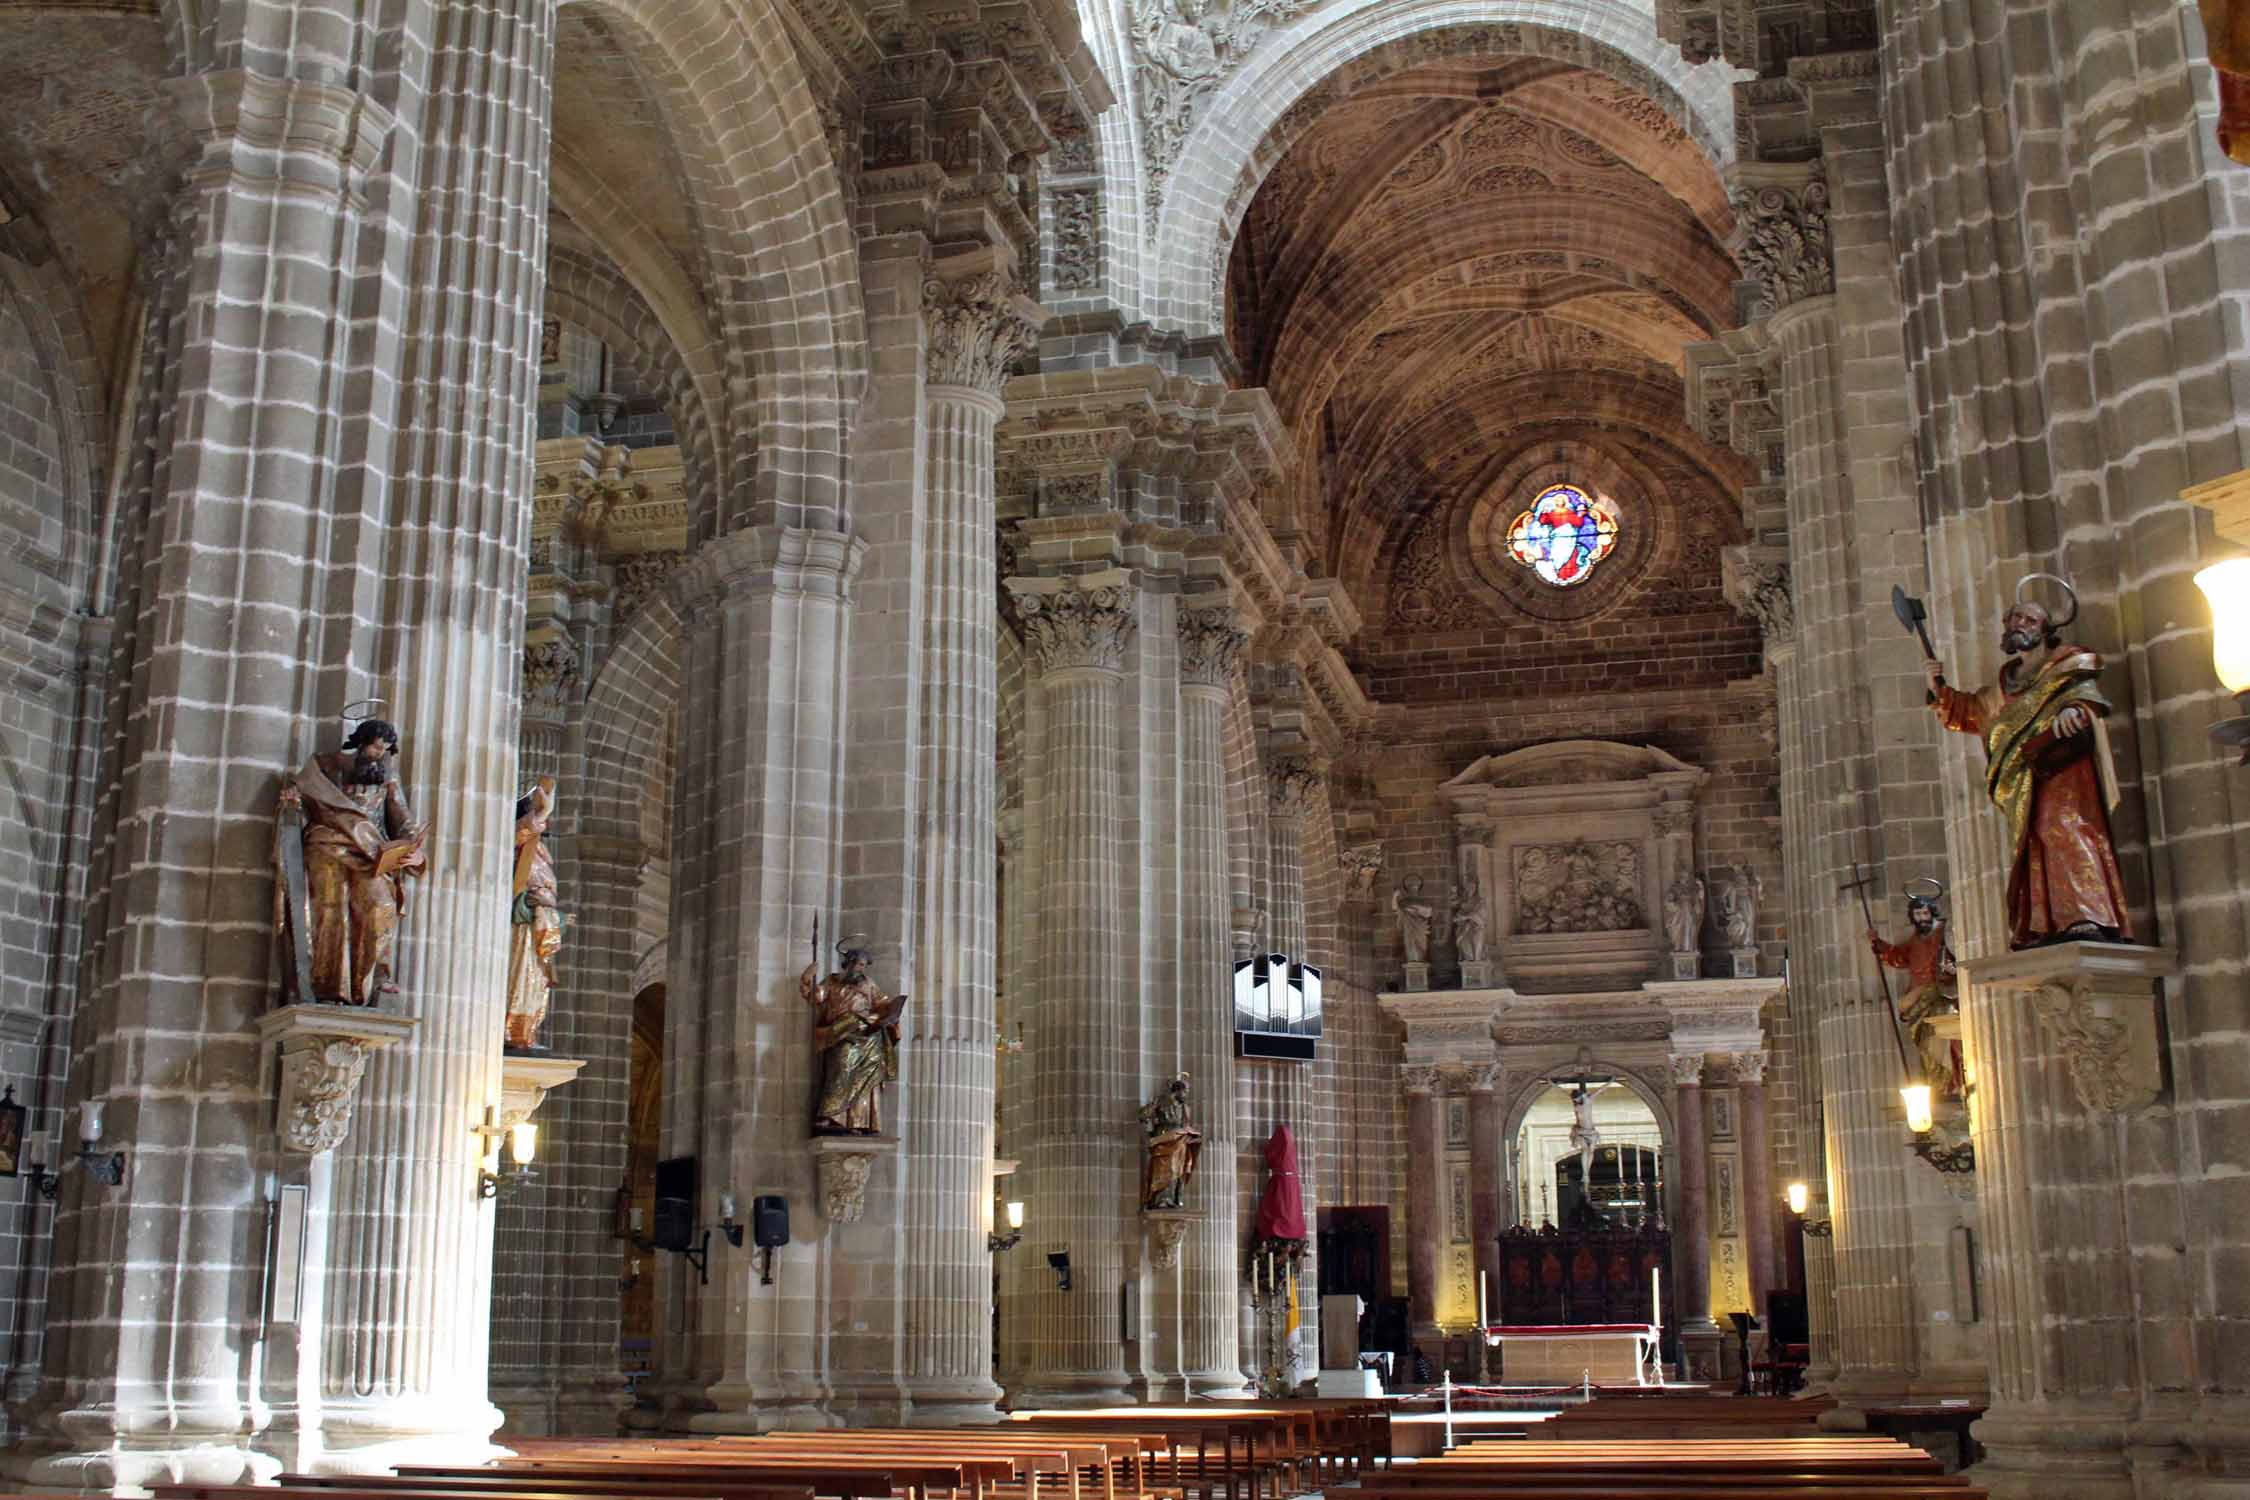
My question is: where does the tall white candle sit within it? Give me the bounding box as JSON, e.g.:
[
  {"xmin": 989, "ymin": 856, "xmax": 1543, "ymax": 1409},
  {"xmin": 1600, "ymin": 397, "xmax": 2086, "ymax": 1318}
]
[
  {"xmin": 1652, "ymin": 1266, "xmax": 1662, "ymax": 1330},
  {"xmin": 1478, "ymin": 1270, "xmax": 1487, "ymax": 1331}
]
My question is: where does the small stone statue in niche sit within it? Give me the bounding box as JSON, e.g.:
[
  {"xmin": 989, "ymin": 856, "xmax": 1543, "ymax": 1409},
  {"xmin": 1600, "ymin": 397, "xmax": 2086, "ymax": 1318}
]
[
  {"xmin": 1138, "ymin": 1071, "xmax": 1203, "ymax": 1210},
  {"xmin": 1715, "ymin": 867, "xmax": 1761, "ymax": 949},
  {"xmin": 1392, "ymin": 876, "xmax": 1435, "ymax": 963},
  {"xmin": 1924, "ymin": 575, "xmax": 2131, "ymax": 949},
  {"xmin": 277, "ymin": 711, "xmax": 429, "ymax": 1008},
  {"xmin": 504, "ymin": 777, "xmax": 565, "ymax": 1050},
  {"xmin": 1664, "ymin": 872, "xmax": 1706, "ymax": 955},
  {"xmin": 1869, "ymin": 879, "xmax": 1962, "ymax": 1096},
  {"xmin": 1451, "ymin": 866, "xmax": 1488, "ymax": 963},
  {"xmin": 801, "ymin": 937, "xmax": 907, "ymax": 1135}
]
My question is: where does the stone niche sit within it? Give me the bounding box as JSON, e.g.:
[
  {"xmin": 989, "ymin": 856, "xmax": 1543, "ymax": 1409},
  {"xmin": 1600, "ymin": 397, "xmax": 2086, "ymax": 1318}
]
[{"xmin": 1443, "ymin": 740, "xmax": 1704, "ymax": 991}]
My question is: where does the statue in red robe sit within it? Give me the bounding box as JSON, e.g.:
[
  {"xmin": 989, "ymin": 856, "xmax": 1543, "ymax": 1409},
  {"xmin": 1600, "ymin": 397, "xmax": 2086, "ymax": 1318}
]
[
  {"xmin": 1925, "ymin": 580, "xmax": 2131, "ymax": 950},
  {"xmin": 1869, "ymin": 888, "xmax": 1961, "ymax": 1095}
]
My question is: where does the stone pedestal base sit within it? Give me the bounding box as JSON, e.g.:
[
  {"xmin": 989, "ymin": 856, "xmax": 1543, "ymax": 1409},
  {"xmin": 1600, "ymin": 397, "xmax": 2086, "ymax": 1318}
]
[
  {"xmin": 1726, "ymin": 948, "xmax": 1758, "ymax": 979},
  {"xmin": 1670, "ymin": 953, "xmax": 1701, "ymax": 980},
  {"xmin": 1459, "ymin": 960, "xmax": 1494, "ymax": 988},
  {"xmin": 1962, "ymin": 941, "xmax": 2174, "ymax": 1113},
  {"xmin": 1678, "ymin": 1324, "xmax": 1723, "ymax": 1383},
  {"xmin": 812, "ymin": 1134, "xmax": 899, "ymax": 1223},
  {"xmin": 1403, "ymin": 962, "xmax": 1430, "ymax": 991},
  {"xmin": 258, "ymin": 1004, "xmax": 419, "ymax": 1155},
  {"xmin": 500, "ymin": 1052, "xmax": 587, "ymax": 1129}
]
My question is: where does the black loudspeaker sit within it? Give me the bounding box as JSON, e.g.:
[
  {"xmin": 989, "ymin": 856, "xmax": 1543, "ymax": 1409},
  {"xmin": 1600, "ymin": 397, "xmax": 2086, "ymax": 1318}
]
[
  {"xmin": 752, "ymin": 1195, "xmax": 790, "ymax": 1249},
  {"xmin": 1765, "ymin": 1290, "xmax": 1809, "ymax": 1347},
  {"xmin": 653, "ymin": 1155, "xmax": 697, "ymax": 1253}
]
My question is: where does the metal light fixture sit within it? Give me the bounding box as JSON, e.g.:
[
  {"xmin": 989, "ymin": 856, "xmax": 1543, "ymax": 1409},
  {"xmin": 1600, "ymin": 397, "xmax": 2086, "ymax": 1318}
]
[
  {"xmin": 77, "ymin": 1100, "xmax": 123, "ymax": 1187},
  {"xmin": 476, "ymin": 1108, "xmax": 537, "ymax": 1199},
  {"xmin": 2196, "ymin": 558, "xmax": 2250, "ymax": 760},
  {"xmin": 1047, "ymin": 1249, "xmax": 1072, "ymax": 1291},
  {"xmin": 1785, "ymin": 1180, "xmax": 1810, "ymax": 1217},
  {"xmin": 23, "ymin": 1132, "xmax": 55, "ymax": 1199},
  {"xmin": 988, "ymin": 1199, "xmax": 1024, "ymax": 1253},
  {"xmin": 1910, "ymin": 1134, "xmax": 1977, "ymax": 1173},
  {"xmin": 1801, "ymin": 1217, "xmax": 1834, "ymax": 1239}
]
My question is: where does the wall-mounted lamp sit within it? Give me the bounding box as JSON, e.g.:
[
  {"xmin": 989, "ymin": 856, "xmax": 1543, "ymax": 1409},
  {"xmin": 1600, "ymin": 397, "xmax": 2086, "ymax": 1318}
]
[
  {"xmin": 618, "ymin": 1257, "xmax": 642, "ymax": 1294},
  {"xmin": 2196, "ymin": 559, "xmax": 2250, "ymax": 761},
  {"xmin": 23, "ymin": 1131, "xmax": 55, "ymax": 1199},
  {"xmin": 1800, "ymin": 1218, "xmax": 1834, "ymax": 1239},
  {"xmin": 1047, "ymin": 1249, "xmax": 1072, "ymax": 1291},
  {"xmin": 1900, "ymin": 1083, "xmax": 1935, "ymax": 1135},
  {"xmin": 476, "ymin": 1108, "xmax": 537, "ymax": 1199},
  {"xmin": 78, "ymin": 1101, "xmax": 123, "ymax": 1187},
  {"xmin": 1784, "ymin": 1181, "xmax": 1810, "ymax": 1217},
  {"xmin": 988, "ymin": 1200, "xmax": 1025, "ymax": 1253}
]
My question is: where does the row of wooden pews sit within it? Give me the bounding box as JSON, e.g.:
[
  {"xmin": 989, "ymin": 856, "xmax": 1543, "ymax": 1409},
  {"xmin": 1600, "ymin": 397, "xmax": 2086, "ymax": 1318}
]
[{"xmin": 149, "ymin": 1402, "xmax": 1386, "ymax": 1500}]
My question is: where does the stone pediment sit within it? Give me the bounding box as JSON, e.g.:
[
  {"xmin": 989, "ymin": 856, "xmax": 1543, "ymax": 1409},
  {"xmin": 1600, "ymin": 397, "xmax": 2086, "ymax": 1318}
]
[{"xmin": 1443, "ymin": 739, "xmax": 1701, "ymax": 793}]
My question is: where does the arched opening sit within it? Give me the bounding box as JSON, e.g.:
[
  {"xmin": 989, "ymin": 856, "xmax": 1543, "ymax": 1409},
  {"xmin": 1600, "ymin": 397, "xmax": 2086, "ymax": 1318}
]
[{"xmin": 620, "ymin": 980, "xmax": 667, "ymax": 1392}]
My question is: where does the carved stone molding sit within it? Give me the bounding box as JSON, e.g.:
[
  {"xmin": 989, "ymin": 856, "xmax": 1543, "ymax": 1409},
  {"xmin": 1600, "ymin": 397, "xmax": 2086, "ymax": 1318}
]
[
  {"xmin": 1964, "ymin": 943, "xmax": 2176, "ymax": 1114},
  {"xmin": 1342, "ymin": 842, "xmax": 1386, "ymax": 902},
  {"xmin": 1008, "ymin": 573, "xmax": 1138, "ymax": 675},
  {"xmin": 1051, "ymin": 187, "xmax": 1100, "ymax": 292},
  {"xmin": 1726, "ymin": 1050, "xmax": 1768, "ymax": 1086},
  {"xmin": 1401, "ymin": 1064, "xmax": 1442, "ymax": 1096},
  {"xmin": 258, "ymin": 1005, "xmax": 419, "ymax": 1156},
  {"xmin": 924, "ymin": 267, "xmax": 1042, "ymax": 393},
  {"xmin": 1465, "ymin": 1062, "xmax": 1504, "ymax": 1094},
  {"xmin": 1668, "ymin": 1051, "xmax": 1708, "ymax": 1088},
  {"xmin": 812, "ymin": 1134, "xmax": 899, "ymax": 1223},
  {"xmin": 1722, "ymin": 545, "xmax": 1794, "ymax": 644},
  {"xmin": 1129, "ymin": 0, "xmax": 1314, "ymax": 217},
  {"xmin": 1143, "ymin": 1207, "xmax": 1199, "ymax": 1269},
  {"xmin": 1728, "ymin": 163, "xmax": 1832, "ymax": 318},
  {"xmin": 1177, "ymin": 603, "xmax": 1248, "ymax": 688}
]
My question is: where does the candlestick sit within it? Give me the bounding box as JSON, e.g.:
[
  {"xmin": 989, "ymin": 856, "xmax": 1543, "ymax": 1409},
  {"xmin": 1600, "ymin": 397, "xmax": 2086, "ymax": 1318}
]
[
  {"xmin": 1652, "ymin": 1266, "xmax": 1662, "ymax": 1330},
  {"xmin": 1477, "ymin": 1270, "xmax": 1487, "ymax": 1330}
]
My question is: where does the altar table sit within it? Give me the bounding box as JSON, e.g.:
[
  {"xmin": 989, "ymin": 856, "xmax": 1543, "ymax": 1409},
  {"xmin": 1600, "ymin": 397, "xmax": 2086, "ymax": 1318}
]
[{"xmin": 1483, "ymin": 1323, "xmax": 1659, "ymax": 1387}]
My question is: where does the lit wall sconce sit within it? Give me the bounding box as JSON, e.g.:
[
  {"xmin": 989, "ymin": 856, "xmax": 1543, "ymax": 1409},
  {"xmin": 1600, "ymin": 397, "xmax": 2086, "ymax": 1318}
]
[
  {"xmin": 476, "ymin": 1109, "xmax": 538, "ymax": 1199},
  {"xmin": 717, "ymin": 1192, "xmax": 746, "ymax": 1248},
  {"xmin": 1900, "ymin": 1083, "xmax": 1935, "ymax": 1135},
  {"xmin": 1047, "ymin": 1249, "xmax": 1072, "ymax": 1291},
  {"xmin": 1785, "ymin": 1181, "xmax": 1809, "ymax": 1217},
  {"xmin": 2196, "ymin": 558, "xmax": 2250, "ymax": 761},
  {"xmin": 679, "ymin": 1192, "xmax": 748, "ymax": 1285},
  {"xmin": 23, "ymin": 1132, "xmax": 56, "ymax": 1200},
  {"xmin": 988, "ymin": 1200, "xmax": 1024, "ymax": 1254},
  {"xmin": 78, "ymin": 1101, "xmax": 123, "ymax": 1187}
]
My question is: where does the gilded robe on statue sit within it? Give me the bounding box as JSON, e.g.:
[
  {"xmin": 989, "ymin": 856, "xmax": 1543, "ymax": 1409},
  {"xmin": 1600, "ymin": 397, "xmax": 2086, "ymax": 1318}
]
[
  {"xmin": 801, "ymin": 948, "xmax": 905, "ymax": 1135},
  {"xmin": 1139, "ymin": 1074, "xmax": 1203, "ymax": 1210},
  {"xmin": 505, "ymin": 777, "xmax": 564, "ymax": 1049},
  {"xmin": 1933, "ymin": 645, "xmax": 2131, "ymax": 949},
  {"xmin": 1872, "ymin": 908, "xmax": 1961, "ymax": 1095},
  {"xmin": 288, "ymin": 720, "xmax": 428, "ymax": 1007}
]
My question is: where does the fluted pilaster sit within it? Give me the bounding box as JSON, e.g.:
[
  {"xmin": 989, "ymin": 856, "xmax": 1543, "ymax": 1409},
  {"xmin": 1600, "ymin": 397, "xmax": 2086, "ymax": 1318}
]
[
  {"xmin": 1007, "ymin": 575, "xmax": 1137, "ymax": 1404},
  {"xmin": 1176, "ymin": 603, "xmax": 1247, "ymax": 1395},
  {"xmin": 1403, "ymin": 1067, "xmax": 1440, "ymax": 1334},
  {"xmin": 1670, "ymin": 1053, "xmax": 1716, "ymax": 1349},
  {"xmin": 1729, "ymin": 1051, "xmax": 1776, "ymax": 1322}
]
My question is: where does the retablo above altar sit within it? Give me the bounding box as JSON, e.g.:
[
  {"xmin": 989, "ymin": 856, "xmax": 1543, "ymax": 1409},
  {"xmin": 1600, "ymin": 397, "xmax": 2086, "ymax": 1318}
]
[{"xmin": 1443, "ymin": 740, "xmax": 1705, "ymax": 991}]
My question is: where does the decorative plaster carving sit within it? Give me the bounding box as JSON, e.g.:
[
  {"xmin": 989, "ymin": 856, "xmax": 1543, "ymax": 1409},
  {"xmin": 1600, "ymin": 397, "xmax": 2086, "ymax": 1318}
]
[
  {"xmin": 1730, "ymin": 169, "xmax": 1832, "ymax": 317},
  {"xmin": 924, "ymin": 269, "xmax": 1041, "ymax": 392},
  {"xmin": 1177, "ymin": 604, "xmax": 1248, "ymax": 687},
  {"xmin": 1009, "ymin": 578, "xmax": 1138, "ymax": 674}
]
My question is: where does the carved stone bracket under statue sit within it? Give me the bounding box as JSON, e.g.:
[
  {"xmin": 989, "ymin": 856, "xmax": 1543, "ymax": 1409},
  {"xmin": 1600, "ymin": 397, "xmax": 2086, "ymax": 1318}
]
[
  {"xmin": 258, "ymin": 1004, "xmax": 419, "ymax": 1155},
  {"xmin": 1142, "ymin": 1207, "xmax": 1201, "ymax": 1270},
  {"xmin": 500, "ymin": 1053, "xmax": 586, "ymax": 1130},
  {"xmin": 1963, "ymin": 941, "xmax": 2176, "ymax": 1113},
  {"xmin": 812, "ymin": 1134, "xmax": 899, "ymax": 1223}
]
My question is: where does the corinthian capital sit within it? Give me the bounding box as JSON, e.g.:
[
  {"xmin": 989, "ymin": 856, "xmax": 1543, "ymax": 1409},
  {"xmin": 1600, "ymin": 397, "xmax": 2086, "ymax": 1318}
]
[
  {"xmin": 1177, "ymin": 603, "xmax": 1248, "ymax": 688},
  {"xmin": 924, "ymin": 266, "xmax": 1042, "ymax": 393},
  {"xmin": 1728, "ymin": 163, "xmax": 1832, "ymax": 318},
  {"xmin": 1267, "ymin": 755, "xmax": 1324, "ymax": 817},
  {"xmin": 1008, "ymin": 574, "xmax": 1138, "ymax": 675}
]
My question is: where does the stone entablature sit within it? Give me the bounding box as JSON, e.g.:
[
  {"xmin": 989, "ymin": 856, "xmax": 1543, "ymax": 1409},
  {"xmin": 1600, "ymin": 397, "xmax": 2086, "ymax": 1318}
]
[{"xmin": 1382, "ymin": 979, "xmax": 1782, "ymax": 1071}]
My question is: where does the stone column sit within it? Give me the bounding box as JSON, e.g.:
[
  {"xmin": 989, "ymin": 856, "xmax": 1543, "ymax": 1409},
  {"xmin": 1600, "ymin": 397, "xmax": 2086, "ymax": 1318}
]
[
  {"xmin": 1466, "ymin": 1066, "xmax": 1504, "ymax": 1323},
  {"xmin": 1176, "ymin": 603, "xmax": 1248, "ymax": 1395},
  {"xmin": 20, "ymin": 63, "xmax": 400, "ymax": 1488},
  {"xmin": 314, "ymin": 0, "xmax": 558, "ymax": 1465},
  {"xmin": 1669, "ymin": 1051, "xmax": 1719, "ymax": 1378},
  {"xmin": 1729, "ymin": 1051, "xmax": 1776, "ymax": 1322},
  {"xmin": 1007, "ymin": 574, "xmax": 1137, "ymax": 1406},
  {"xmin": 1402, "ymin": 1066, "xmax": 1441, "ymax": 1337},
  {"xmin": 1247, "ymin": 754, "xmax": 1322, "ymax": 1363},
  {"xmin": 890, "ymin": 264, "xmax": 1038, "ymax": 1423},
  {"xmin": 1802, "ymin": 1219, "xmax": 1839, "ymax": 1386}
]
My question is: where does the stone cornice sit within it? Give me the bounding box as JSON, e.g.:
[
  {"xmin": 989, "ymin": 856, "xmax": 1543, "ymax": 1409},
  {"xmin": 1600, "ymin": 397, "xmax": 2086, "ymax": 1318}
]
[{"xmin": 670, "ymin": 525, "xmax": 869, "ymax": 620}]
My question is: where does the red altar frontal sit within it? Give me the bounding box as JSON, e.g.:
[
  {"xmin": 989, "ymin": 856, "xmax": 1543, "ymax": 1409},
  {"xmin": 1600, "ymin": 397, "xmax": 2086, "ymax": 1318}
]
[{"xmin": 1484, "ymin": 1322, "xmax": 1660, "ymax": 1386}]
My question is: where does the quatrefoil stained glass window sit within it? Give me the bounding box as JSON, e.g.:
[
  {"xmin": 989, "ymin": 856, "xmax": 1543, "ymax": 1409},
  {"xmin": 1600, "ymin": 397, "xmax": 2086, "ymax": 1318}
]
[{"xmin": 1505, "ymin": 484, "xmax": 1622, "ymax": 587}]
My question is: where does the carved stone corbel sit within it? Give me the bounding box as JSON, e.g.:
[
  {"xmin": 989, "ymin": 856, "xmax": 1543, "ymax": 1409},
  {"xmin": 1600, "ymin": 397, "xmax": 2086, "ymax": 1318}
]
[
  {"xmin": 812, "ymin": 1134, "xmax": 900, "ymax": 1223},
  {"xmin": 259, "ymin": 1005, "xmax": 419, "ymax": 1155},
  {"xmin": 1965, "ymin": 943, "xmax": 2176, "ymax": 1113},
  {"xmin": 500, "ymin": 1053, "xmax": 587, "ymax": 1130},
  {"xmin": 1142, "ymin": 1207, "xmax": 1198, "ymax": 1270}
]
